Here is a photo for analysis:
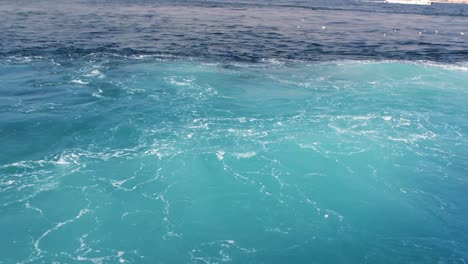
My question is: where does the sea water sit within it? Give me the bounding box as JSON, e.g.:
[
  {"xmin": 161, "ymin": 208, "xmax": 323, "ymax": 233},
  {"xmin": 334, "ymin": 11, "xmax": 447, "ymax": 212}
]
[{"xmin": 1, "ymin": 1, "xmax": 468, "ymax": 263}]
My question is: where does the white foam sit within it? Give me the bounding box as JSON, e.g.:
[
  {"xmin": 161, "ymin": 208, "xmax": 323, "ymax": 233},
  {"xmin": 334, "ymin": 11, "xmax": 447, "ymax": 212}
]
[
  {"xmin": 92, "ymin": 92, "xmax": 104, "ymax": 98},
  {"xmin": 111, "ymin": 176, "xmax": 137, "ymax": 191},
  {"xmin": 117, "ymin": 251, "xmax": 125, "ymax": 263},
  {"xmin": 25, "ymin": 201, "xmax": 44, "ymax": 216},
  {"xmin": 266, "ymin": 228, "xmax": 290, "ymax": 234},
  {"xmin": 164, "ymin": 76, "xmax": 195, "ymax": 86},
  {"xmin": 70, "ymin": 79, "xmax": 89, "ymax": 85},
  {"xmin": 305, "ymin": 59, "xmax": 468, "ymax": 73},
  {"xmin": 85, "ymin": 69, "xmax": 105, "ymax": 78},
  {"xmin": 233, "ymin": 152, "xmax": 257, "ymax": 159},
  {"xmin": 3, "ymin": 180, "xmax": 15, "ymax": 185},
  {"xmin": 336, "ymin": 114, "xmax": 375, "ymax": 121},
  {"xmin": 34, "ymin": 208, "xmax": 91, "ymax": 256},
  {"xmin": 216, "ymin": 151, "xmax": 225, "ymax": 161},
  {"xmin": 54, "ymin": 158, "xmax": 70, "ymax": 165},
  {"xmin": 260, "ymin": 58, "xmax": 285, "ymax": 66}
]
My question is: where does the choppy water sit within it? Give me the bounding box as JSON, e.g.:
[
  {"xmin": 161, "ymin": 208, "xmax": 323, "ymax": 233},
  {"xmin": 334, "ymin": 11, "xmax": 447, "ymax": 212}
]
[
  {"xmin": 1, "ymin": 1, "xmax": 468, "ymax": 263},
  {"xmin": 1, "ymin": 0, "xmax": 468, "ymax": 62}
]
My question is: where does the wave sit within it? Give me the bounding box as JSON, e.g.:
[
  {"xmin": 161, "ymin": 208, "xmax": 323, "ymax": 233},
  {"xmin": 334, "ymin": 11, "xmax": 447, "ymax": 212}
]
[{"xmin": 2, "ymin": 53, "xmax": 468, "ymax": 74}]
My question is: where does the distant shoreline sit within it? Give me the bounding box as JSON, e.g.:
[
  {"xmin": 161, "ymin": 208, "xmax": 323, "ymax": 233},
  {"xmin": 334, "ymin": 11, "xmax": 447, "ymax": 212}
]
[{"xmin": 433, "ymin": 0, "xmax": 468, "ymax": 3}]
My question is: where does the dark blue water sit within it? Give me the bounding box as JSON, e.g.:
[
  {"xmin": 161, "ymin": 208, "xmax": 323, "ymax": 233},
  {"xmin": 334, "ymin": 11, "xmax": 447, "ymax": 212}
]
[
  {"xmin": 1, "ymin": 1, "xmax": 468, "ymax": 263},
  {"xmin": 1, "ymin": 0, "xmax": 467, "ymax": 62}
]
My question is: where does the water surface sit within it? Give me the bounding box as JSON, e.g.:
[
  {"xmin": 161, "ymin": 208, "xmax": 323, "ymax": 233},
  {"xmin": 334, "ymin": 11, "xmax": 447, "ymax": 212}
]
[{"xmin": 0, "ymin": 1, "xmax": 467, "ymax": 263}]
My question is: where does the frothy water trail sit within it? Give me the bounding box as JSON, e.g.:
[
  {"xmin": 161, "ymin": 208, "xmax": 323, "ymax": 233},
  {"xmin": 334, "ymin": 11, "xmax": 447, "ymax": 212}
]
[{"xmin": 1, "ymin": 57, "xmax": 467, "ymax": 263}]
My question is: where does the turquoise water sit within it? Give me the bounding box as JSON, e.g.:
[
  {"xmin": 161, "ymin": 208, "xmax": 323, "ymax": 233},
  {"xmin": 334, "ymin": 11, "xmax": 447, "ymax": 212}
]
[{"xmin": 1, "ymin": 57, "xmax": 467, "ymax": 263}]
